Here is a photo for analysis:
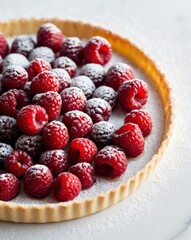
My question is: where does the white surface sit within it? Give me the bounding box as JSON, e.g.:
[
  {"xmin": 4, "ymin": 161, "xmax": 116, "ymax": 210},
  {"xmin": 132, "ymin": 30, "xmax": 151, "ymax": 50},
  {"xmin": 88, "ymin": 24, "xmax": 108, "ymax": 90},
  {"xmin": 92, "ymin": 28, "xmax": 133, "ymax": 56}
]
[{"xmin": 0, "ymin": 0, "xmax": 191, "ymax": 239}]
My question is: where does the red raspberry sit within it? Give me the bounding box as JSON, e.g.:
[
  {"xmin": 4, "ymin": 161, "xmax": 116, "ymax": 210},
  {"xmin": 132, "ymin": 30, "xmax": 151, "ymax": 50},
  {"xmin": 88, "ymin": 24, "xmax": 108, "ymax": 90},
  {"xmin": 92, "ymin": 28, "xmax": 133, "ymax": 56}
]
[
  {"xmin": 28, "ymin": 47, "xmax": 55, "ymax": 65},
  {"xmin": 85, "ymin": 98, "xmax": 112, "ymax": 123},
  {"xmin": 42, "ymin": 121, "xmax": 69, "ymax": 150},
  {"xmin": 0, "ymin": 143, "xmax": 13, "ymax": 169},
  {"xmin": 54, "ymin": 56, "xmax": 77, "ymax": 77},
  {"xmin": 105, "ymin": 63, "xmax": 134, "ymax": 91},
  {"xmin": 0, "ymin": 173, "xmax": 20, "ymax": 201},
  {"xmin": 63, "ymin": 110, "xmax": 93, "ymax": 140},
  {"xmin": 83, "ymin": 36, "xmax": 112, "ymax": 65},
  {"xmin": 70, "ymin": 162, "xmax": 96, "ymax": 189},
  {"xmin": 37, "ymin": 23, "xmax": 63, "ymax": 53},
  {"xmin": 30, "ymin": 70, "xmax": 59, "ymax": 95},
  {"xmin": 112, "ymin": 123, "xmax": 144, "ymax": 157},
  {"xmin": 118, "ymin": 79, "xmax": 148, "ymax": 112},
  {"xmin": 32, "ymin": 91, "xmax": 62, "ymax": 121},
  {"xmin": 93, "ymin": 86, "xmax": 117, "ymax": 108},
  {"xmin": 24, "ymin": 164, "xmax": 53, "ymax": 199},
  {"xmin": 94, "ymin": 146, "xmax": 128, "ymax": 178},
  {"xmin": 3, "ymin": 53, "xmax": 29, "ymax": 69},
  {"xmin": 2, "ymin": 65, "xmax": 28, "ymax": 90},
  {"xmin": 0, "ymin": 55, "xmax": 3, "ymax": 73},
  {"xmin": 0, "ymin": 89, "xmax": 29, "ymax": 117},
  {"xmin": 53, "ymin": 172, "xmax": 81, "ymax": 201},
  {"xmin": 61, "ymin": 87, "xmax": 86, "ymax": 113},
  {"xmin": 0, "ymin": 32, "xmax": 9, "ymax": 58},
  {"xmin": 52, "ymin": 68, "xmax": 71, "ymax": 93},
  {"xmin": 68, "ymin": 138, "xmax": 97, "ymax": 164},
  {"xmin": 17, "ymin": 105, "xmax": 48, "ymax": 135},
  {"xmin": 5, "ymin": 150, "xmax": 33, "ymax": 177},
  {"xmin": 39, "ymin": 150, "xmax": 68, "ymax": 178}
]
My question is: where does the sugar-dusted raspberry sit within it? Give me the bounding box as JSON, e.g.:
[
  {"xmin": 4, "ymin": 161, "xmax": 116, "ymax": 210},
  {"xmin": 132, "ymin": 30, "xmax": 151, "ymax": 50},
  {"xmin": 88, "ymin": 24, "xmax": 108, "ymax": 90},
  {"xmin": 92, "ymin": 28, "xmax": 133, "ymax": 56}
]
[
  {"xmin": 113, "ymin": 123, "xmax": 144, "ymax": 157},
  {"xmin": 71, "ymin": 76, "xmax": 95, "ymax": 99},
  {"xmin": 30, "ymin": 70, "xmax": 59, "ymax": 95},
  {"xmin": 93, "ymin": 86, "xmax": 117, "ymax": 108},
  {"xmin": 68, "ymin": 138, "xmax": 97, "ymax": 164},
  {"xmin": 0, "ymin": 89, "xmax": 29, "ymax": 117},
  {"xmin": 0, "ymin": 56, "xmax": 3, "ymax": 73},
  {"xmin": 0, "ymin": 32, "xmax": 9, "ymax": 58},
  {"xmin": 60, "ymin": 37, "xmax": 83, "ymax": 65},
  {"xmin": 17, "ymin": 105, "xmax": 48, "ymax": 136},
  {"xmin": 52, "ymin": 68, "xmax": 71, "ymax": 93},
  {"xmin": 54, "ymin": 56, "xmax": 77, "ymax": 77},
  {"xmin": 3, "ymin": 53, "xmax": 29, "ymax": 69},
  {"xmin": 70, "ymin": 162, "xmax": 96, "ymax": 189},
  {"xmin": 32, "ymin": 91, "xmax": 62, "ymax": 121},
  {"xmin": 23, "ymin": 81, "xmax": 31, "ymax": 95},
  {"xmin": 42, "ymin": 121, "xmax": 69, "ymax": 150},
  {"xmin": 24, "ymin": 164, "xmax": 53, "ymax": 199},
  {"xmin": 0, "ymin": 173, "xmax": 20, "ymax": 201},
  {"xmin": 53, "ymin": 172, "xmax": 81, "ymax": 201},
  {"xmin": 118, "ymin": 79, "xmax": 148, "ymax": 112},
  {"xmin": 85, "ymin": 98, "xmax": 112, "ymax": 123},
  {"xmin": 63, "ymin": 110, "xmax": 93, "ymax": 140},
  {"xmin": 2, "ymin": 65, "xmax": 28, "ymax": 90},
  {"xmin": 0, "ymin": 143, "xmax": 13, "ymax": 169},
  {"xmin": 28, "ymin": 47, "xmax": 55, "ymax": 65},
  {"xmin": 39, "ymin": 150, "xmax": 69, "ymax": 178},
  {"xmin": 124, "ymin": 109, "xmax": 153, "ymax": 137},
  {"xmin": 37, "ymin": 23, "xmax": 63, "ymax": 53},
  {"xmin": 61, "ymin": 87, "xmax": 86, "ymax": 113},
  {"xmin": 105, "ymin": 63, "xmax": 134, "ymax": 91}
]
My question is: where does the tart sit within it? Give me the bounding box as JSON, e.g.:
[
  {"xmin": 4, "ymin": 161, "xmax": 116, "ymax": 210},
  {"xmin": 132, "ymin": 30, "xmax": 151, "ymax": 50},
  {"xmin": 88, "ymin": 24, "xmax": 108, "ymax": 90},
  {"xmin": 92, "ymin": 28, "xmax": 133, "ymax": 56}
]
[{"xmin": 0, "ymin": 18, "xmax": 175, "ymax": 223}]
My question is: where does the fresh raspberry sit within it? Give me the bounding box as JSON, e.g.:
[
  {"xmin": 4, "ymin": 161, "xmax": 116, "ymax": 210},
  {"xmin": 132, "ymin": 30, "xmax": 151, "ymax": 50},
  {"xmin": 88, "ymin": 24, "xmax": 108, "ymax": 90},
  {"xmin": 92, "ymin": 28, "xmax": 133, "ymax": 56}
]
[
  {"xmin": 61, "ymin": 87, "xmax": 86, "ymax": 113},
  {"xmin": 2, "ymin": 65, "xmax": 28, "ymax": 90},
  {"xmin": 0, "ymin": 173, "xmax": 20, "ymax": 201},
  {"xmin": 94, "ymin": 146, "xmax": 128, "ymax": 178},
  {"xmin": 24, "ymin": 164, "xmax": 53, "ymax": 199},
  {"xmin": 83, "ymin": 36, "xmax": 112, "ymax": 65},
  {"xmin": 68, "ymin": 138, "xmax": 97, "ymax": 164},
  {"xmin": 93, "ymin": 86, "xmax": 117, "ymax": 108},
  {"xmin": 37, "ymin": 23, "xmax": 63, "ymax": 53},
  {"xmin": 71, "ymin": 76, "xmax": 95, "ymax": 99},
  {"xmin": 39, "ymin": 150, "xmax": 68, "ymax": 178},
  {"xmin": 124, "ymin": 109, "xmax": 153, "ymax": 137},
  {"xmin": 52, "ymin": 68, "xmax": 71, "ymax": 93},
  {"xmin": 17, "ymin": 105, "xmax": 48, "ymax": 136},
  {"xmin": 0, "ymin": 55, "xmax": 3, "ymax": 73},
  {"xmin": 0, "ymin": 143, "xmax": 13, "ymax": 169},
  {"xmin": 54, "ymin": 56, "xmax": 77, "ymax": 77},
  {"xmin": 42, "ymin": 121, "xmax": 69, "ymax": 150},
  {"xmin": 0, "ymin": 32, "xmax": 9, "ymax": 58},
  {"xmin": 85, "ymin": 98, "xmax": 112, "ymax": 123},
  {"xmin": 104, "ymin": 63, "xmax": 134, "ymax": 91},
  {"xmin": 5, "ymin": 150, "xmax": 33, "ymax": 177},
  {"xmin": 60, "ymin": 37, "xmax": 83, "ymax": 65},
  {"xmin": 32, "ymin": 91, "xmax": 62, "ymax": 121},
  {"xmin": 0, "ymin": 89, "xmax": 29, "ymax": 117},
  {"xmin": 70, "ymin": 162, "xmax": 96, "ymax": 189},
  {"xmin": 53, "ymin": 172, "xmax": 81, "ymax": 201},
  {"xmin": 62, "ymin": 110, "xmax": 93, "ymax": 140},
  {"xmin": 112, "ymin": 123, "xmax": 144, "ymax": 157},
  {"xmin": 3, "ymin": 53, "xmax": 29, "ymax": 69},
  {"xmin": 30, "ymin": 70, "xmax": 59, "ymax": 95},
  {"xmin": 28, "ymin": 47, "xmax": 55, "ymax": 65}
]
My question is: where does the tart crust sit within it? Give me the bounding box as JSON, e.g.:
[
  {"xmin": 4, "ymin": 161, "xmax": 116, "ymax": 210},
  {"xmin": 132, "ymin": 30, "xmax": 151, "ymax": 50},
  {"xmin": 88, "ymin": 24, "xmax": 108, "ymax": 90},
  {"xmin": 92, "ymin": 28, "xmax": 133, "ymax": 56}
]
[{"xmin": 0, "ymin": 18, "xmax": 175, "ymax": 223}]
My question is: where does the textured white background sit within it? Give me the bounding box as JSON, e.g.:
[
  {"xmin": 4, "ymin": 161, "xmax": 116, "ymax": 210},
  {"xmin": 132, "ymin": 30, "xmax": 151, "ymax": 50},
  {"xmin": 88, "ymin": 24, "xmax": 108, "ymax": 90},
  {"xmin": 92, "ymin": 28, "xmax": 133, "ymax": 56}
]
[{"xmin": 0, "ymin": 0, "xmax": 191, "ymax": 239}]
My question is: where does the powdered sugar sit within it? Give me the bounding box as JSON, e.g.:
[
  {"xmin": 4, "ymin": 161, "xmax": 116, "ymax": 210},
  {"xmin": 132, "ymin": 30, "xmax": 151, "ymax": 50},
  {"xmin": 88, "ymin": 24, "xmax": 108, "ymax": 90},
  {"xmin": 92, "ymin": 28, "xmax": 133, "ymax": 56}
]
[
  {"xmin": 3, "ymin": 53, "xmax": 29, "ymax": 69},
  {"xmin": 28, "ymin": 47, "xmax": 55, "ymax": 65}
]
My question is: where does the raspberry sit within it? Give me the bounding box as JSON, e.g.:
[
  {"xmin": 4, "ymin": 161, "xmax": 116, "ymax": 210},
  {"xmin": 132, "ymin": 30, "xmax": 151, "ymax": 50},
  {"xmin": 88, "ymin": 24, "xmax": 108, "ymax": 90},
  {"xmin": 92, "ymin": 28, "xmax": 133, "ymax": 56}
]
[
  {"xmin": 0, "ymin": 89, "xmax": 29, "ymax": 117},
  {"xmin": 5, "ymin": 150, "xmax": 33, "ymax": 177},
  {"xmin": 0, "ymin": 32, "xmax": 9, "ymax": 58},
  {"xmin": 28, "ymin": 47, "xmax": 55, "ymax": 65},
  {"xmin": 37, "ymin": 23, "xmax": 63, "ymax": 53},
  {"xmin": 17, "ymin": 105, "xmax": 48, "ymax": 135},
  {"xmin": 0, "ymin": 143, "xmax": 13, "ymax": 169},
  {"xmin": 71, "ymin": 76, "xmax": 95, "ymax": 99},
  {"xmin": 60, "ymin": 37, "xmax": 83, "ymax": 65},
  {"xmin": 68, "ymin": 138, "xmax": 97, "ymax": 164},
  {"xmin": 0, "ymin": 55, "xmax": 3, "ymax": 73},
  {"xmin": 54, "ymin": 56, "xmax": 77, "ymax": 77},
  {"xmin": 112, "ymin": 123, "xmax": 144, "ymax": 157},
  {"xmin": 118, "ymin": 79, "xmax": 148, "ymax": 112},
  {"xmin": 83, "ymin": 36, "xmax": 112, "ymax": 65},
  {"xmin": 124, "ymin": 109, "xmax": 153, "ymax": 137},
  {"xmin": 105, "ymin": 63, "xmax": 134, "ymax": 91},
  {"xmin": 30, "ymin": 70, "xmax": 59, "ymax": 95},
  {"xmin": 2, "ymin": 65, "xmax": 28, "ymax": 90},
  {"xmin": 39, "ymin": 150, "xmax": 68, "ymax": 178},
  {"xmin": 24, "ymin": 164, "xmax": 53, "ymax": 199},
  {"xmin": 85, "ymin": 98, "xmax": 112, "ymax": 123},
  {"xmin": 63, "ymin": 110, "xmax": 93, "ymax": 140},
  {"xmin": 42, "ymin": 121, "xmax": 69, "ymax": 150},
  {"xmin": 23, "ymin": 81, "xmax": 31, "ymax": 95},
  {"xmin": 93, "ymin": 86, "xmax": 117, "ymax": 108},
  {"xmin": 3, "ymin": 53, "xmax": 29, "ymax": 69},
  {"xmin": 52, "ymin": 68, "xmax": 71, "ymax": 93},
  {"xmin": 32, "ymin": 91, "xmax": 62, "ymax": 121},
  {"xmin": 53, "ymin": 172, "xmax": 81, "ymax": 201},
  {"xmin": 0, "ymin": 173, "xmax": 20, "ymax": 201},
  {"xmin": 61, "ymin": 87, "xmax": 86, "ymax": 113},
  {"xmin": 70, "ymin": 162, "xmax": 96, "ymax": 189}
]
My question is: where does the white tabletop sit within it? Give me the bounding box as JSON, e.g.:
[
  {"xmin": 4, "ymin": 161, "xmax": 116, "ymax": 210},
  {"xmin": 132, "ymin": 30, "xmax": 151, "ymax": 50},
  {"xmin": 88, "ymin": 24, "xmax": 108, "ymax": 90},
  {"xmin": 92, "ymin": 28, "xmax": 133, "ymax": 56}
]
[{"xmin": 0, "ymin": 0, "xmax": 191, "ymax": 239}]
